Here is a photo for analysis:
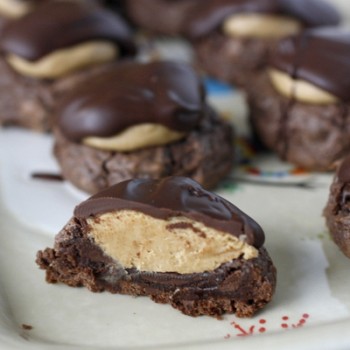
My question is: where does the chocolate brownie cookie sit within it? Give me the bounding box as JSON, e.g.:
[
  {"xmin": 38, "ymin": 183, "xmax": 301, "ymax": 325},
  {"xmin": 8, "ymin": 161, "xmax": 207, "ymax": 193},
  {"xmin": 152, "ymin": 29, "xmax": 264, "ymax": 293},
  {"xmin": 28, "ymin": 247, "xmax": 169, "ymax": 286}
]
[
  {"xmin": 54, "ymin": 60, "xmax": 234, "ymax": 193},
  {"xmin": 248, "ymin": 28, "xmax": 350, "ymax": 171},
  {"xmin": 324, "ymin": 156, "xmax": 350, "ymax": 258},
  {"xmin": 185, "ymin": 0, "xmax": 340, "ymax": 86},
  {"xmin": 0, "ymin": 0, "xmax": 135, "ymax": 131},
  {"xmin": 36, "ymin": 177, "xmax": 276, "ymax": 318}
]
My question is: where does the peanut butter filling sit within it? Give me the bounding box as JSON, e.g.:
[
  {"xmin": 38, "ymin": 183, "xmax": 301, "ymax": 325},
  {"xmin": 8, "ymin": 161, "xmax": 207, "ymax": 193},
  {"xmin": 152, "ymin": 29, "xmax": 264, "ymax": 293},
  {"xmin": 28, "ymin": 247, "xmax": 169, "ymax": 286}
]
[
  {"xmin": 87, "ymin": 210, "xmax": 258, "ymax": 274},
  {"xmin": 223, "ymin": 13, "xmax": 301, "ymax": 39},
  {"xmin": 269, "ymin": 68, "xmax": 339, "ymax": 104},
  {"xmin": 7, "ymin": 40, "xmax": 118, "ymax": 79},
  {"xmin": 83, "ymin": 124, "xmax": 185, "ymax": 152}
]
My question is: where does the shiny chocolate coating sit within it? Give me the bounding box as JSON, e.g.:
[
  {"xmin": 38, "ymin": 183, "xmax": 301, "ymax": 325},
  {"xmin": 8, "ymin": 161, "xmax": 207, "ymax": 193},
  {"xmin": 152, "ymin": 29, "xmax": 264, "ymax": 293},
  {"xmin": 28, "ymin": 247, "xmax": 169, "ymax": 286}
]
[
  {"xmin": 0, "ymin": 0, "xmax": 135, "ymax": 60},
  {"xmin": 185, "ymin": 0, "xmax": 341, "ymax": 39},
  {"xmin": 57, "ymin": 61, "xmax": 205, "ymax": 141},
  {"xmin": 270, "ymin": 28, "xmax": 350, "ymax": 101},
  {"xmin": 74, "ymin": 176, "xmax": 265, "ymax": 248}
]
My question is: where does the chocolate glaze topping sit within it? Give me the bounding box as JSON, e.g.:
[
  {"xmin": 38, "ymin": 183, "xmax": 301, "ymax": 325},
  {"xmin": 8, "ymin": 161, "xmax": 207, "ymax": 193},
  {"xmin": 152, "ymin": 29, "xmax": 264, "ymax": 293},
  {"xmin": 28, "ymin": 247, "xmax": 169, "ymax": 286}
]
[
  {"xmin": 337, "ymin": 156, "xmax": 350, "ymax": 183},
  {"xmin": 185, "ymin": 0, "xmax": 340, "ymax": 39},
  {"xmin": 0, "ymin": 1, "xmax": 136, "ymax": 61},
  {"xmin": 74, "ymin": 177, "xmax": 265, "ymax": 248},
  {"xmin": 57, "ymin": 61, "xmax": 205, "ymax": 141},
  {"xmin": 270, "ymin": 28, "xmax": 350, "ymax": 101}
]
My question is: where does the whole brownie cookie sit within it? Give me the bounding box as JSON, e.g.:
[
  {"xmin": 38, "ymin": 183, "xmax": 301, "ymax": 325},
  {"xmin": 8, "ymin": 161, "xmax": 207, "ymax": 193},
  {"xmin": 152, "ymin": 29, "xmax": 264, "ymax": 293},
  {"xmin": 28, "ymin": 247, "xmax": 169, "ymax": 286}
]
[
  {"xmin": 184, "ymin": 0, "xmax": 340, "ymax": 87},
  {"xmin": 248, "ymin": 28, "xmax": 350, "ymax": 171},
  {"xmin": 324, "ymin": 156, "xmax": 350, "ymax": 258},
  {"xmin": 0, "ymin": 0, "xmax": 136, "ymax": 131},
  {"xmin": 36, "ymin": 176, "xmax": 276, "ymax": 318},
  {"xmin": 125, "ymin": 0, "xmax": 201, "ymax": 36},
  {"xmin": 54, "ymin": 60, "xmax": 234, "ymax": 194}
]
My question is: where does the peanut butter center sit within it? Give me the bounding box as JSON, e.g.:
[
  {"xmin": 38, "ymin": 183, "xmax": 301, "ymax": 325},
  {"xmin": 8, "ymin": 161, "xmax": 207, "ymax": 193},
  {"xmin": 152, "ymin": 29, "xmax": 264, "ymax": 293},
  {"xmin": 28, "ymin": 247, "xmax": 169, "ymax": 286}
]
[
  {"xmin": 269, "ymin": 68, "xmax": 339, "ymax": 104},
  {"xmin": 7, "ymin": 40, "xmax": 118, "ymax": 79},
  {"xmin": 223, "ymin": 13, "xmax": 301, "ymax": 39},
  {"xmin": 83, "ymin": 123, "xmax": 186, "ymax": 151},
  {"xmin": 88, "ymin": 210, "xmax": 258, "ymax": 274}
]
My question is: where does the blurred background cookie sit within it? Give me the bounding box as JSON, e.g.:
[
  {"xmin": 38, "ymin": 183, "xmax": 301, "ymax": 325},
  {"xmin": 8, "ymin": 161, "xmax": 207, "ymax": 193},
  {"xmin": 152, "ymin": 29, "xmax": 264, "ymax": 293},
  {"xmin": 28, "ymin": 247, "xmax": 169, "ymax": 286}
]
[
  {"xmin": 54, "ymin": 61, "xmax": 235, "ymax": 193},
  {"xmin": 184, "ymin": 0, "xmax": 340, "ymax": 87},
  {"xmin": 0, "ymin": 0, "xmax": 136, "ymax": 131},
  {"xmin": 248, "ymin": 28, "xmax": 350, "ymax": 171}
]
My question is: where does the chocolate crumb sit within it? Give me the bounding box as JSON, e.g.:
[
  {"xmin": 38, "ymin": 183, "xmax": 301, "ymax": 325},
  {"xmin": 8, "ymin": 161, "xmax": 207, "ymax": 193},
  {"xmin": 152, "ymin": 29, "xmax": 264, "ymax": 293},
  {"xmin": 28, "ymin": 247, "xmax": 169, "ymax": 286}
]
[
  {"xmin": 21, "ymin": 324, "xmax": 33, "ymax": 330},
  {"xmin": 32, "ymin": 172, "xmax": 64, "ymax": 182}
]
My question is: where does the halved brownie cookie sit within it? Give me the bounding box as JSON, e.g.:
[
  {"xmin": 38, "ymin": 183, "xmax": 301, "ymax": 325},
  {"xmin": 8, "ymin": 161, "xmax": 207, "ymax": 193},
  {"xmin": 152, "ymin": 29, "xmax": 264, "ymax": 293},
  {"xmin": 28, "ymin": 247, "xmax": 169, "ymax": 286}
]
[{"xmin": 36, "ymin": 176, "xmax": 276, "ymax": 317}]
